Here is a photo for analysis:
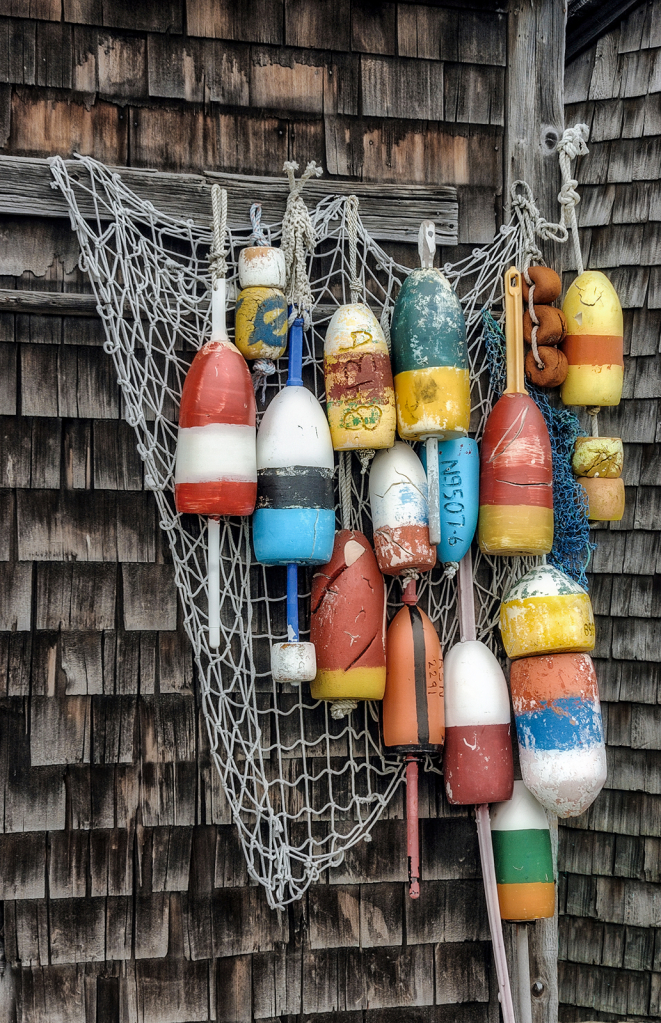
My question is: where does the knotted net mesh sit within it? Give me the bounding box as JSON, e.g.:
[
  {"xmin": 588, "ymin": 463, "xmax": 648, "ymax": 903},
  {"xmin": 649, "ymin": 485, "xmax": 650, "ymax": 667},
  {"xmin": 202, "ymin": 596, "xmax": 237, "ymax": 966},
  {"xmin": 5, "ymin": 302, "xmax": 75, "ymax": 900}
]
[{"xmin": 51, "ymin": 154, "xmax": 546, "ymax": 908}]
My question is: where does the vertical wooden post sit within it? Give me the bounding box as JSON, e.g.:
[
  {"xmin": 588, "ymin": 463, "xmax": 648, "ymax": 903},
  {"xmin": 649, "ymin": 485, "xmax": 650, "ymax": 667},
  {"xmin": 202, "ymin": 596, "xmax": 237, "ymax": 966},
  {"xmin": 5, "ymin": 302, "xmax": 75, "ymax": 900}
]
[
  {"xmin": 505, "ymin": 4, "xmax": 566, "ymax": 1021},
  {"xmin": 506, "ymin": 0, "xmax": 567, "ymax": 264}
]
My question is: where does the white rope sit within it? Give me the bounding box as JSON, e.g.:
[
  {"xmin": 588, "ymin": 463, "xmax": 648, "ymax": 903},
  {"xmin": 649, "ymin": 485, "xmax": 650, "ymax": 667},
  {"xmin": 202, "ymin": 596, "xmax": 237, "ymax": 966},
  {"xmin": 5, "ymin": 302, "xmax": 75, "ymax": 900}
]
[
  {"xmin": 48, "ymin": 154, "xmax": 555, "ymax": 910},
  {"xmin": 557, "ymin": 123, "xmax": 590, "ymax": 277},
  {"xmin": 209, "ymin": 185, "xmax": 228, "ymax": 285},
  {"xmin": 347, "ymin": 194, "xmax": 362, "ymax": 303},
  {"xmin": 281, "ymin": 160, "xmax": 322, "ymax": 328}
]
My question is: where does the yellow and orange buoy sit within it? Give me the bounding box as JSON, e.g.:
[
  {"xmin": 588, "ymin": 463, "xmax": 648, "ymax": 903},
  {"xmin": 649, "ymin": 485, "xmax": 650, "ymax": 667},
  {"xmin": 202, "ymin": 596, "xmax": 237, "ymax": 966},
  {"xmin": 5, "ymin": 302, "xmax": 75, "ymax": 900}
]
[
  {"xmin": 573, "ymin": 435, "xmax": 625, "ymax": 522},
  {"xmin": 561, "ymin": 271, "xmax": 623, "ymax": 407},
  {"xmin": 499, "ymin": 563, "xmax": 595, "ymax": 660}
]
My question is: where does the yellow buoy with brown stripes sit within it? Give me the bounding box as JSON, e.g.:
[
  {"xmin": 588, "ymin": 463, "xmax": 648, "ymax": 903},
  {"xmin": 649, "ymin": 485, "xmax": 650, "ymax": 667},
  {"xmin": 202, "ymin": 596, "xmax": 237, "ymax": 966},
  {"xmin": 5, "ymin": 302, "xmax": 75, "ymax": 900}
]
[{"xmin": 561, "ymin": 271, "xmax": 623, "ymax": 407}]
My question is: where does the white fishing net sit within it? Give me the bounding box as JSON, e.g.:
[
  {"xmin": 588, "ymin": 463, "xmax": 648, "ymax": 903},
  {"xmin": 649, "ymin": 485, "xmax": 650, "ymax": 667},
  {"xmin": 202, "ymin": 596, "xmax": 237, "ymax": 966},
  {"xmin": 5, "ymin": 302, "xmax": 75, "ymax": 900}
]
[{"xmin": 50, "ymin": 154, "xmax": 546, "ymax": 909}]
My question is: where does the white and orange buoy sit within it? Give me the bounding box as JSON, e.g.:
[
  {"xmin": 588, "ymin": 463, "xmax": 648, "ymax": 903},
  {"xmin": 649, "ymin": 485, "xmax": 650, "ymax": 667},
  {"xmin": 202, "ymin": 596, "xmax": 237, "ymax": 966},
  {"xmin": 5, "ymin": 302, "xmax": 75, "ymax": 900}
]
[
  {"xmin": 310, "ymin": 530, "xmax": 386, "ymax": 710},
  {"xmin": 369, "ymin": 442, "xmax": 436, "ymax": 577}
]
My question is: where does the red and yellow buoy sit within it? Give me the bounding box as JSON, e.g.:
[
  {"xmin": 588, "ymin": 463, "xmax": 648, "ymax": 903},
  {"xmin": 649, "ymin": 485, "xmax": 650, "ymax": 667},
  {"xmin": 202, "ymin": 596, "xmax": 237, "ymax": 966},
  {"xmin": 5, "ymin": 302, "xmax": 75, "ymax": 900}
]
[{"xmin": 561, "ymin": 271, "xmax": 623, "ymax": 407}]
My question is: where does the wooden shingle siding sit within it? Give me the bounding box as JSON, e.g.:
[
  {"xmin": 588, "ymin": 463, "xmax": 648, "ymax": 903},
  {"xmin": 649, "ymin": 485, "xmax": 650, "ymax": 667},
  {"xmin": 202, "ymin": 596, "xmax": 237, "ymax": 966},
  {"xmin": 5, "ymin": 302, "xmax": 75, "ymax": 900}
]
[{"xmin": 561, "ymin": 15, "xmax": 661, "ymax": 1020}]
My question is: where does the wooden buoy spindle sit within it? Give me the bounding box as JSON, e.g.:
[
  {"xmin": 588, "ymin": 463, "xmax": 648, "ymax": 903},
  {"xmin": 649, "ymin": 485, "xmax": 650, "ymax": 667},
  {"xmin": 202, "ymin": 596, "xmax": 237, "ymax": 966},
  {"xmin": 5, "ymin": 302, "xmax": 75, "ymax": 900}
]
[{"xmin": 455, "ymin": 549, "xmax": 516, "ymax": 1023}]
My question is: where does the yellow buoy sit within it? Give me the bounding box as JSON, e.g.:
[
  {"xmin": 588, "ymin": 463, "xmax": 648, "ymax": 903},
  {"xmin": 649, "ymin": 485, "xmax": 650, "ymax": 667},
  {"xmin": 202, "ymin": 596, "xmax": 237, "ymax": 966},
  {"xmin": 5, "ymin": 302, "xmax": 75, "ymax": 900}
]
[
  {"xmin": 500, "ymin": 564, "xmax": 595, "ymax": 660},
  {"xmin": 561, "ymin": 271, "xmax": 623, "ymax": 407},
  {"xmin": 324, "ymin": 304, "xmax": 396, "ymax": 451},
  {"xmin": 572, "ymin": 436, "xmax": 623, "ymax": 478},
  {"xmin": 580, "ymin": 476, "xmax": 625, "ymax": 521},
  {"xmin": 235, "ymin": 286, "xmax": 288, "ymax": 361}
]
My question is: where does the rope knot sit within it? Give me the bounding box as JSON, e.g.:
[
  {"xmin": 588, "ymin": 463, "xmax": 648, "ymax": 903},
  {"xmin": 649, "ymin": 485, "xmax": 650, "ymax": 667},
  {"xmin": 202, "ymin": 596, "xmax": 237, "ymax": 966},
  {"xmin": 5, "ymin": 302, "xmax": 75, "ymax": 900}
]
[
  {"xmin": 250, "ymin": 203, "xmax": 267, "ymax": 246},
  {"xmin": 281, "ymin": 161, "xmax": 323, "ymax": 329}
]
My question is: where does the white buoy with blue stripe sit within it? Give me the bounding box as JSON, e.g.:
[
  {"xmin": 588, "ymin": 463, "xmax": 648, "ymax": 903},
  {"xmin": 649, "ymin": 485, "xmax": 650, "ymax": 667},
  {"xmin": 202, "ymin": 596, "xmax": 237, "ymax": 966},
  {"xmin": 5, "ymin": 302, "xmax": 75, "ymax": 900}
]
[{"xmin": 253, "ymin": 317, "xmax": 335, "ymax": 682}]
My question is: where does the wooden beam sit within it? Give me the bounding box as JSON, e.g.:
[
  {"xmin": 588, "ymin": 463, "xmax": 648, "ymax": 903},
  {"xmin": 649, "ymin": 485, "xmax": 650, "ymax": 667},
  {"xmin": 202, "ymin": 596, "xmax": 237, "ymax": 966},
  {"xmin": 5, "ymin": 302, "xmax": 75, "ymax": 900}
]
[
  {"xmin": 505, "ymin": 5, "xmax": 566, "ymax": 1020},
  {"xmin": 505, "ymin": 0, "xmax": 567, "ymax": 268},
  {"xmin": 0, "ymin": 156, "xmax": 458, "ymax": 246}
]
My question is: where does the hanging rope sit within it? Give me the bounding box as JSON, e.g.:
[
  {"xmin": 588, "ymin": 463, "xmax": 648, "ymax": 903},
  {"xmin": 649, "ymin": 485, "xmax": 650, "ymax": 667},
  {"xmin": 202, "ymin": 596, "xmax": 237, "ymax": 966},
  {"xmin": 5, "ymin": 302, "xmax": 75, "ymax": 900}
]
[
  {"xmin": 557, "ymin": 123, "xmax": 590, "ymax": 277},
  {"xmin": 347, "ymin": 194, "xmax": 362, "ymax": 304},
  {"xmin": 209, "ymin": 185, "xmax": 228, "ymax": 286},
  {"xmin": 281, "ymin": 160, "xmax": 323, "ymax": 328},
  {"xmin": 252, "ymin": 357, "xmax": 276, "ymax": 403},
  {"xmin": 249, "ymin": 202, "xmax": 268, "ymax": 246},
  {"xmin": 338, "ymin": 451, "xmax": 352, "ymax": 529}
]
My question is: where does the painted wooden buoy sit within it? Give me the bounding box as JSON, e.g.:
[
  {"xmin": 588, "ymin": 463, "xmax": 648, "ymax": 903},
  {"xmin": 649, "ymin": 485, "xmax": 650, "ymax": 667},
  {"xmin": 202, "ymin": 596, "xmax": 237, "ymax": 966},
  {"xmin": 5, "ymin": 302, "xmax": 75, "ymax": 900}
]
[
  {"xmin": 478, "ymin": 269, "xmax": 553, "ymax": 556},
  {"xmin": 382, "ymin": 603, "xmax": 444, "ymax": 751},
  {"xmin": 421, "ymin": 437, "xmax": 479, "ymax": 564},
  {"xmin": 369, "ymin": 441, "xmax": 436, "ymax": 576},
  {"xmin": 580, "ymin": 476, "xmax": 625, "ymax": 521},
  {"xmin": 252, "ymin": 374, "xmax": 335, "ymax": 567},
  {"xmin": 391, "ymin": 269, "xmax": 470, "ymax": 443},
  {"xmin": 491, "ymin": 781, "xmax": 555, "ymax": 921},
  {"xmin": 510, "ymin": 652, "xmax": 607, "ymax": 818},
  {"xmin": 443, "ymin": 640, "xmax": 513, "ymax": 805},
  {"xmin": 310, "ymin": 530, "xmax": 386, "ymax": 702},
  {"xmin": 175, "ymin": 337, "xmax": 257, "ymax": 516},
  {"xmin": 238, "ymin": 245, "xmax": 287, "ymax": 290},
  {"xmin": 235, "ymin": 286, "xmax": 288, "ymax": 361},
  {"xmin": 324, "ymin": 303, "xmax": 396, "ymax": 451},
  {"xmin": 561, "ymin": 270, "xmax": 624, "ymax": 407},
  {"xmin": 572, "ymin": 436, "xmax": 623, "ymax": 478},
  {"xmin": 500, "ymin": 564, "xmax": 595, "ymax": 660}
]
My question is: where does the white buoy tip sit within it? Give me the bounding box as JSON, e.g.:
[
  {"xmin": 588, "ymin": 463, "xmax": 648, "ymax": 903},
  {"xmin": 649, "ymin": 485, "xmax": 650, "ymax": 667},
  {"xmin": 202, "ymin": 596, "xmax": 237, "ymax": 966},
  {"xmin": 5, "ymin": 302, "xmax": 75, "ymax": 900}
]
[{"xmin": 272, "ymin": 642, "xmax": 316, "ymax": 683}]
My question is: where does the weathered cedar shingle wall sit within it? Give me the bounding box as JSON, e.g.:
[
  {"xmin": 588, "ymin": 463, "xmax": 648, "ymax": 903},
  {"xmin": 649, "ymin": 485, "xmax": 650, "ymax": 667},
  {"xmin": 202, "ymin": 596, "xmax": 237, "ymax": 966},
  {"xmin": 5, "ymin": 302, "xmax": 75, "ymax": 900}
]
[
  {"xmin": 0, "ymin": 2, "xmax": 507, "ymax": 1021},
  {"xmin": 560, "ymin": 5, "xmax": 661, "ymax": 1020}
]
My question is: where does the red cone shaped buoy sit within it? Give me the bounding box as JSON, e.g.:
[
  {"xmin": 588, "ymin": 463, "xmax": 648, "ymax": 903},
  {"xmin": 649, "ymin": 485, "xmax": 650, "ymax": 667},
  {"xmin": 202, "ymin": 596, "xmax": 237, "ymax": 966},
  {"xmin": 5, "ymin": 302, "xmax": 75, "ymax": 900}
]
[
  {"xmin": 175, "ymin": 339, "xmax": 257, "ymax": 516},
  {"xmin": 383, "ymin": 605, "xmax": 444, "ymax": 752},
  {"xmin": 310, "ymin": 530, "xmax": 387, "ymax": 703}
]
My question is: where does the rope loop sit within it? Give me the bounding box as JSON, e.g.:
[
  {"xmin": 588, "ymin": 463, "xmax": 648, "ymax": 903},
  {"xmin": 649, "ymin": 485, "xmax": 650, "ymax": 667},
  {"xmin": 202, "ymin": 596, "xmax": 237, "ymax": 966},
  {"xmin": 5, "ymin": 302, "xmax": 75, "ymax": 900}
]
[
  {"xmin": 557, "ymin": 123, "xmax": 590, "ymax": 276},
  {"xmin": 252, "ymin": 358, "xmax": 276, "ymax": 404},
  {"xmin": 346, "ymin": 194, "xmax": 362, "ymax": 304},
  {"xmin": 281, "ymin": 160, "xmax": 323, "ymax": 329},
  {"xmin": 330, "ymin": 698, "xmax": 358, "ymax": 719},
  {"xmin": 358, "ymin": 448, "xmax": 375, "ymax": 475},
  {"xmin": 209, "ymin": 185, "xmax": 228, "ymax": 286},
  {"xmin": 510, "ymin": 180, "xmax": 568, "ymax": 273},
  {"xmin": 250, "ymin": 203, "xmax": 268, "ymax": 246}
]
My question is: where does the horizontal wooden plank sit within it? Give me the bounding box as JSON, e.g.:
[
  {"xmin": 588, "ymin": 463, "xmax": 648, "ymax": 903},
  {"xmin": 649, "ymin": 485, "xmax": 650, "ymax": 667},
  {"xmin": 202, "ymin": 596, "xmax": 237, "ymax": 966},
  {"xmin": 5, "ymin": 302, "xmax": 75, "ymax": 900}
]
[{"xmin": 0, "ymin": 154, "xmax": 459, "ymax": 245}]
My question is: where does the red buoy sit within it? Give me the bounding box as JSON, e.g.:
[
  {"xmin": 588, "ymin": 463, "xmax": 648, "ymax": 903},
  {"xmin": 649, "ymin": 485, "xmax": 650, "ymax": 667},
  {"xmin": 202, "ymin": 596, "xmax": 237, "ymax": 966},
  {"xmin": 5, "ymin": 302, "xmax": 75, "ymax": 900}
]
[
  {"xmin": 310, "ymin": 530, "xmax": 387, "ymax": 703},
  {"xmin": 175, "ymin": 339, "xmax": 257, "ymax": 516}
]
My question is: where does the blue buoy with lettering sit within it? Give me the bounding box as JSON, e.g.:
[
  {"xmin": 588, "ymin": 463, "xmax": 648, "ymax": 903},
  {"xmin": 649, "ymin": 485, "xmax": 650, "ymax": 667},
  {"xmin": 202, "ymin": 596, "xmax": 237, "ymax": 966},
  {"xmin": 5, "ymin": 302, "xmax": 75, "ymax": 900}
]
[{"xmin": 422, "ymin": 437, "xmax": 479, "ymax": 563}]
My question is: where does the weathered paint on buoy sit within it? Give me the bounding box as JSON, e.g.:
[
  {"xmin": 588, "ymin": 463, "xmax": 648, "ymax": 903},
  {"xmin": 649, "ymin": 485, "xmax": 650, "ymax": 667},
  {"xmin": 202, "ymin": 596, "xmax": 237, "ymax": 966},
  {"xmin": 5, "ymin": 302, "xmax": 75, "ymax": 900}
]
[
  {"xmin": 391, "ymin": 268, "xmax": 470, "ymax": 440},
  {"xmin": 310, "ymin": 530, "xmax": 386, "ymax": 702},
  {"xmin": 561, "ymin": 270, "xmax": 624, "ymax": 407},
  {"xmin": 383, "ymin": 604, "xmax": 444, "ymax": 752},
  {"xmin": 443, "ymin": 640, "xmax": 513, "ymax": 805},
  {"xmin": 572, "ymin": 436, "xmax": 623, "ymax": 478},
  {"xmin": 324, "ymin": 304, "xmax": 396, "ymax": 451},
  {"xmin": 500, "ymin": 564, "xmax": 595, "ymax": 660},
  {"xmin": 510, "ymin": 652, "xmax": 607, "ymax": 818},
  {"xmin": 235, "ymin": 286, "xmax": 288, "ymax": 360},
  {"xmin": 175, "ymin": 340, "xmax": 257, "ymax": 516},
  {"xmin": 238, "ymin": 245, "xmax": 287, "ymax": 290},
  {"xmin": 478, "ymin": 393, "xmax": 554, "ymax": 556},
  {"xmin": 491, "ymin": 781, "xmax": 555, "ymax": 921},
  {"xmin": 369, "ymin": 442, "xmax": 436, "ymax": 576},
  {"xmin": 580, "ymin": 476, "xmax": 625, "ymax": 521},
  {"xmin": 421, "ymin": 437, "xmax": 479, "ymax": 563},
  {"xmin": 252, "ymin": 386, "xmax": 335, "ymax": 565}
]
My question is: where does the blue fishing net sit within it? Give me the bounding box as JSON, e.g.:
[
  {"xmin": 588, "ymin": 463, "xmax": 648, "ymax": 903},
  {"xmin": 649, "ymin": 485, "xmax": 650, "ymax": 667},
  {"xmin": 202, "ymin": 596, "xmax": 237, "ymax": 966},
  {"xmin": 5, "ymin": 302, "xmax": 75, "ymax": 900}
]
[{"xmin": 481, "ymin": 310, "xmax": 594, "ymax": 589}]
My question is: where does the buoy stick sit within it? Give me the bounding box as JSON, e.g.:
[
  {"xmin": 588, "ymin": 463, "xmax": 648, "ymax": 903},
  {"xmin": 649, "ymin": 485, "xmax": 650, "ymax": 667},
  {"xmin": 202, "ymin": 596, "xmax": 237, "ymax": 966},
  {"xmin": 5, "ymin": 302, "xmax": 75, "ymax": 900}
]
[
  {"xmin": 504, "ymin": 268, "xmax": 526, "ymax": 396},
  {"xmin": 405, "ymin": 754, "xmax": 421, "ymax": 899},
  {"xmin": 286, "ymin": 563, "xmax": 299, "ymax": 641},
  {"xmin": 207, "ymin": 272, "xmax": 228, "ymax": 648},
  {"xmin": 516, "ymin": 923, "xmax": 533, "ymax": 1023},
  {"xmin": 457, "ymin": 550, "xmax": 516, "ymax": 1023},
  {"xmin": 425, "ymin": 437, "xmax": 441, "ymax": 546},
  {"xmin": 208, "ymin": 518, "xmax": 221, "ymax": 648}
]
